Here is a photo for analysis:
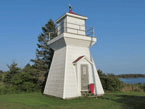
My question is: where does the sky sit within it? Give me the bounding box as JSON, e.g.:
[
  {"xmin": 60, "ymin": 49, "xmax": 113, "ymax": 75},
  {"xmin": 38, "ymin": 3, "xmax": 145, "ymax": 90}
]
[{"xmin": 0, "ymin": 0, "xmax": 145, "ymax": 74}]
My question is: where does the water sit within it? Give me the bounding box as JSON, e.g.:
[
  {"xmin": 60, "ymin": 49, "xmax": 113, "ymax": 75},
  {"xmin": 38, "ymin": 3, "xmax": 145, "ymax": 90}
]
[{"xmin": 120, "ymin": 78, "xmax": 145, "ymax": 84}]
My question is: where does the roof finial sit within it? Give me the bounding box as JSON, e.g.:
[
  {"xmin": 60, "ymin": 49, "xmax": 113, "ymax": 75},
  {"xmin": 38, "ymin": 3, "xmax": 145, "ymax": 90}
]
[{"xmin": 69, "ymin": 4, "xmax": 72, "ymax": 13}]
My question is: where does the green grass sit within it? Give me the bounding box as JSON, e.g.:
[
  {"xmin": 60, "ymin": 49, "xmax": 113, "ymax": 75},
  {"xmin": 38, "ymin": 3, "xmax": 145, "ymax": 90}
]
[{"xmin": 0, "ymin": 92, "xmax": 145, "ymax": 109}]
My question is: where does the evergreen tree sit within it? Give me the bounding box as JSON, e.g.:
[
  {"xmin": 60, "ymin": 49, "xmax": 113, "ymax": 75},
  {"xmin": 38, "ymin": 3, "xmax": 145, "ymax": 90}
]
[
  {"xmin": 97, "ymin": 69, "xmax": 123, "ymax": 91},
  {"xmin": 0, "ymin": 70, "xmax": 3, "ymax": 81},
  {"xmin": 3, "ymin": 61, "xmax": 21, "ymax": 84},
  {"xmin": 31, "ymin": 19, "xmax": 57, "ymax": 91},
  {"xmin": 23, "ymin": 64, "xmax": 39, "ymax": 78},
  {"xmin": 0, "ymin": 74, "xmax": 2, "ymax": 82},
  {"xmin": 31, "ymin": 19, "xmax": 57, "ymax": 72}
]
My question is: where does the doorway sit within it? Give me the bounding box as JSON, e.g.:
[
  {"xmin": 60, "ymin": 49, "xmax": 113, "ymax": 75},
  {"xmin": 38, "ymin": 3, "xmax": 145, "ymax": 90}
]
[{"xmin": 81, "ymin": 64, "xmax": 89, "ymax": 91}]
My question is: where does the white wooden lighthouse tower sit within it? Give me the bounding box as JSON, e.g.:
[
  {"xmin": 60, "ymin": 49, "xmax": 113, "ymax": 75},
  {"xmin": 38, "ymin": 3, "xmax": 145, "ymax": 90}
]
[{"xmin": 43, "ymin": 7, "xmax": 104, "ymax": 99}]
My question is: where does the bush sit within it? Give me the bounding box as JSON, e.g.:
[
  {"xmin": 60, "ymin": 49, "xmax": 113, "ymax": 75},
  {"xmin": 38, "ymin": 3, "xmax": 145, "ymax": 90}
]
[
  {"xmin": 140, "ymin": 84, "xmax": 145, "ymax": 92},
  {"xmin": 2, "ymin": 62, "xmax": 42, "ymax": 94},
  {"xmin": 11, "ymin": 72, "xmax": 39, "ymax": 92},
  {"xmin": 120, "ymin": 84, "xmax": 145, "ymax": 92},
  {"xmin": 21, "ymin": 82, "xmax": 37, "ymax": 92},
  {"xmin": 98, "ymin": 69, "xmax": 123, "ymax": 92},
  {"xmin": 0, "ymin": 74, "xmax": 2, "ymax": 81},
  {"xmin": 0, "ymin": 87, "xmax": 21, "ymax": 95}
]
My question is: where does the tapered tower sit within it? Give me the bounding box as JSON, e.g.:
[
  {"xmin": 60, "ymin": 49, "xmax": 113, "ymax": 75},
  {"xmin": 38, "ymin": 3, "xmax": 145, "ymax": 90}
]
[{"xmin": 43, "ymin": 7, "xmax": 104, "ymax": 99}]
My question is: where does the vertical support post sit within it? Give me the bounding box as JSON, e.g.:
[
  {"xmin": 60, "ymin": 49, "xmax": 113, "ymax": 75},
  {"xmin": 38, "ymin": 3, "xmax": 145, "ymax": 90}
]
[
  {"xmin": 90, "ymin": 57, "xmax": 97, "ymax": 96},
  {"xmin": 93, "ymin": 27, "xmax": 95, "ymax": 37},
  {"xmin": 49, "ymin": 32, "xmax": 51, "ymax": 41}
]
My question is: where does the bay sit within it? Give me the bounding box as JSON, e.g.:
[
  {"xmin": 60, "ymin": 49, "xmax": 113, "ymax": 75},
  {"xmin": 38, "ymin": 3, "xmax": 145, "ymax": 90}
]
[{"xmin": 120, "ymin": 78, "xmax": 145, "ymax": 84}]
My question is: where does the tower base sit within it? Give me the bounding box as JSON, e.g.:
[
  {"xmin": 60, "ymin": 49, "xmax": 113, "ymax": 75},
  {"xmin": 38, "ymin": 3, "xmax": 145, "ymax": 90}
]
[{"xmin": 43, "ymin": 45, "xmax": 104, "ymax": 99}]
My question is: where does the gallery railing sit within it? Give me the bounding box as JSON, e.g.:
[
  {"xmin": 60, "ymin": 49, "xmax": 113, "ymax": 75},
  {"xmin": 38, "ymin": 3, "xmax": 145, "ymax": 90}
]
[{"xmin": 47, "ymin": 22, "xmax": 95, "ymax": 41}]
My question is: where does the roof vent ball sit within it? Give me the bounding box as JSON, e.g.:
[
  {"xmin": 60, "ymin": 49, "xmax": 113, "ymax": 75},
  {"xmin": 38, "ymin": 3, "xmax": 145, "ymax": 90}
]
[{"xmin": 69, "ymin": 4, "xmax": 73, "ymax": 13}]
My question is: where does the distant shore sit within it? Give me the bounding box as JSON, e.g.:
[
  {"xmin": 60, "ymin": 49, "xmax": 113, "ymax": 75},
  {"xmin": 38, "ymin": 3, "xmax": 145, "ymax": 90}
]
[{"xmin": 116, "ymin": 74, "xmax": 145, "ymax": 78}]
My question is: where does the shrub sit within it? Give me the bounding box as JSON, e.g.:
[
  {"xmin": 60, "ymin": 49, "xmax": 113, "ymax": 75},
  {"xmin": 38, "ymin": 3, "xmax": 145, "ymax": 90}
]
[
  {"xmin": 0, "ymin": 74, "xmax": 2, "ymax": 81},
  {"xmin": 98, "ymin": 69, "xmax": 123, "ymax": 92},
  {"xmin": 105, "ymin": 77, "xmax": 116, "ymax": 91},
  {"xmin": 140, "ymin": 84, "xmax": 145, "ymax": 92},
  {"xmin": 120, "ymin": 84, "xmax": 145, "ymax": 92},
  {"xmin": 11, "ymin": 72, "xmax": 39, "ymax": 92},
  {"xmin": 0, "ymin": 87, "xmax": 21, "ymax": 95},
  {"xmin": 21, "ymin": 82, "xmax": 37, "ymax": 92}
]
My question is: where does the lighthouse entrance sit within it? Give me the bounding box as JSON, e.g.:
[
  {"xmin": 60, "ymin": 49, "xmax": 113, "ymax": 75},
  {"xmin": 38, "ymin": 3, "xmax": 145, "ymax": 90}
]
[{"xmin": 81, "ymin": 64, "xmax": 89, "ymax": 91}]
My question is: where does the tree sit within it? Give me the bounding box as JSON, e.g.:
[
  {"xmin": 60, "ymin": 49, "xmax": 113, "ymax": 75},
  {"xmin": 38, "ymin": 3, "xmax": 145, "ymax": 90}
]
[
  {"xmin": 98, "ymin": 69, "xmax": 123, "ymax": 91},
  {"xmin": 97, "ymin": 69, "xmax": 106, "ymax": 77},
  {"xmin": 7, "ymin": 61, "xmax": 20, "ymax": 74},
  {"xmin": 3, "ymin": 61, "xmax": 21, "ymax": 84},
  {"xmin": 0, "ymin": 75, "xmax": 2, "ymax": 82},
  {"xmin": 31, "ymin": 19, "xmax": 57, "ymax": 72},
  {"xmin": 23, "ymin": 64, "xmax": 39, "ymax": 78},
  {"xmin": 22, "ymin": 64, "xmax": 40, "ymax": 86},
  {"xmin": 11, "ymin": 72, "xmax": 38, "ymax": 92},
  {"xmin": 31, "ymin": 19, "xmax": 57, "ymax": 92},
  {"xmin": 0, "ymin": 70, "xmax": 3, "ymax": 81}
]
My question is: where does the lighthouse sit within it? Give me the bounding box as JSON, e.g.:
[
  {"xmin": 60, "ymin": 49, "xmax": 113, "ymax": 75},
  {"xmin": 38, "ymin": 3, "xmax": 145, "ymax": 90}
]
[{"xmin": 43, "ymin": 7, "xmax": 104, "ymax": 99}]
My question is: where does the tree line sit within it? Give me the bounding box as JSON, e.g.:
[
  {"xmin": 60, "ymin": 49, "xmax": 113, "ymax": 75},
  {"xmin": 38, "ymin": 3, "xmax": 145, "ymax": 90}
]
[
  {"xmin": 0, "ymin": 65, "xmax": 124, "ymax": 93},
  {"xmin": 116, "ymin": 74, "xmax": 145, "ymax": 78}
]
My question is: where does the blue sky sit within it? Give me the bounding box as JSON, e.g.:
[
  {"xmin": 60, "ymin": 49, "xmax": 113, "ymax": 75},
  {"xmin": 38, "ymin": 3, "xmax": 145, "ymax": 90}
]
[{"xmin": 0, "ymin": 0, "xmax": 145, "ymax": 74}]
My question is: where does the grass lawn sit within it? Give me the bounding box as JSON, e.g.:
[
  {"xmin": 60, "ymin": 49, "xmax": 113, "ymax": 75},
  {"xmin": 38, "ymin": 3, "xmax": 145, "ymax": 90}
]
[{"xmin": 0, "ymin": 92, "xmax": 145, "ymax": 109}]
